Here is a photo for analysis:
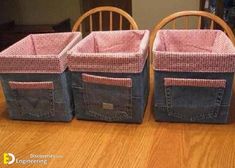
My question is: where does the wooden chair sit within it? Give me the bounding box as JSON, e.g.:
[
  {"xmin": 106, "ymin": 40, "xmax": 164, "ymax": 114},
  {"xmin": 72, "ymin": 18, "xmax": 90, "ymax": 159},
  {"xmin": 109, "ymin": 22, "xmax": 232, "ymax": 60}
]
[
  {"xmin": 150, "ymin": 10, "xmax": 235, "ymax": 49},
  {"xmin": 72, "ymin": 6, "xmax": 138, "ymax": 33},
  {"xmin": 150, "ymin": 10, "xmax": 235, "ymax": 93}
]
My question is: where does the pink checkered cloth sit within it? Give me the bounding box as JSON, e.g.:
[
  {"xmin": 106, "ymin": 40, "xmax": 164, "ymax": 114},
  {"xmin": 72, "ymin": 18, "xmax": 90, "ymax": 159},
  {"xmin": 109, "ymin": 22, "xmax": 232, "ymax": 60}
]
[
  {"xmin": 82, "ymin": 73, "xmax": 132, "ymax": 88},
  {"xmin": 68, "ymin": 30, "xmax": 150, "ymax": 73},
  {"xmin": 9, "ymin": 81, "xmax": 54, "ymax": 90},
  {"xmin": 164, "ymin": 78, "xmax": 226, "ymax": 88},
  {"xmin": 0, "ymin": 32, "xmax": 82, "ymax": 73},
  {"xmin": 153, "ymin": 30, "xmax": 235, "ymax": 72}
]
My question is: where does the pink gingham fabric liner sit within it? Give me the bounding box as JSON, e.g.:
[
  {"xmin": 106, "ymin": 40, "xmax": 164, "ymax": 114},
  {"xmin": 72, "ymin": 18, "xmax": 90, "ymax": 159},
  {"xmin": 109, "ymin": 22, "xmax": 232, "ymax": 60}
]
[
  {"xmin": 82, "ymin": 73, "xmax": 132, "ymax": 88},
  {"xmin": 164, "ymin": 78, "xmax": 226, "ymax": 88},
  {"xmin": 68, "ymin": 30, "xmax": 149, "ymax": 73},
  {"xmin": 0, "ymin": 32, "xmax": 82, "ymax": 73},
  {"xmin": 9, "ymin": 81, "xmax": 54, "ymax": 90},
  {"xmin": 153, "ymin": 30, "xmax": 235, "ymax": 72}
]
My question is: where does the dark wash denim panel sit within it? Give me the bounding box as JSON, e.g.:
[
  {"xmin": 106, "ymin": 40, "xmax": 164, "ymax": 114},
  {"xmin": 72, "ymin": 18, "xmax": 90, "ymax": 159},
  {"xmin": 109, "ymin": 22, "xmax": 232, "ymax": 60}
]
[
  {"xmin": 154, "ymin": 71, "xmax": 234, "ymax": 123},
  {"xmin": 12, "ymin": 89, "xmax": 55, "ymax": 118},
  {"xmin": 71, "ymin": 61, "xmax": 149, "ymax": 123},
  {"xmin": 1, "ymin": 70, "xmax": 74, "ymax": 121},
  {"xmin": 83, "ymin": 84, "xmax": 133, "ymax": 121}
]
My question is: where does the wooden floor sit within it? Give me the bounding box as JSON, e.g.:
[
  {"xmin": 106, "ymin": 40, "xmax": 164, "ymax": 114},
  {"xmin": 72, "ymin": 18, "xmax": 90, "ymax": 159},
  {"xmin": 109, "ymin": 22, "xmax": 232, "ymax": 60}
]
[{"xmin": 1, "ymin": 72, "xmax": 235, "ymax": 168}]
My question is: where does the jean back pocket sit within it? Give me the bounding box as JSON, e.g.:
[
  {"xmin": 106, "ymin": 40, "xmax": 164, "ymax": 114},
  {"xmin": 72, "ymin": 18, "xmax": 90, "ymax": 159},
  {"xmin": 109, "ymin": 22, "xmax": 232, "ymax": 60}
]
[
  {"xmin": 82, "ymin": 73, "xmax": 133, "ymax": 121},
  {"xmin": 9, "ymin": 81, "xmax": 55, "ymax": 118},
  {"xmin": 164, "ymin": 78, "xmax": 226, "ymax": 121}
]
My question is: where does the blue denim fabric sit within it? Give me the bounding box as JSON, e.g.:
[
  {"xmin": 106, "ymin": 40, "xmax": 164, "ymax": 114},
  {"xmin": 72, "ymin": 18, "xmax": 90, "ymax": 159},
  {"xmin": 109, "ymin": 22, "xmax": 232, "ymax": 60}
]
[
  {"xmin": 71, "ymin": 60, "xmax": 149, "ymax": 123},
  {"xmin": 154, "ymin": 71, "xmax": 234, "ymax": 123},
  {"xmin": 0, "ymin": 70, "xmax": 74, "ymax": 122}
]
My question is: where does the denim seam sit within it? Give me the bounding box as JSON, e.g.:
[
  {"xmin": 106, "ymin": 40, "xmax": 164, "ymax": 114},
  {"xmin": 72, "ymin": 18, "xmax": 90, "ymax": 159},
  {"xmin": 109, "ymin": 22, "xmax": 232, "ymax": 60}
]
[
  {"xmin": 13, "ymin": 90, "xmax": 23, "ymax": 116},
  {"xmin": 49, "ymin": 89, "xmax": 55, "ymax": 117},
  {"xmin": 165, "ymin": 87, "xmax": 184, "ymax": 119},
  {"xmin": 213, "ymin": 88, "xmax": 224, "ymax": 117},
  {"xmin": 129, "ymin": 87, "xmax": 133, "ymax": 119},
  {"xmin": 83, "ymin": 82, "xmax": 90, "ymax": 116}
]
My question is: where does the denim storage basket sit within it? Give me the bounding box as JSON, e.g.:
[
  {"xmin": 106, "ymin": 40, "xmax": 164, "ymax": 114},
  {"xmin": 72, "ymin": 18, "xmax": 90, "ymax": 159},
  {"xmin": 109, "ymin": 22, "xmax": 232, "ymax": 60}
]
[
  {"xmin": 152, "ymin": 30, "xmax": 235, "ymax": 123},
  {"xmin": 0, "ymin": 32, "xmax": 82, "ymax": 121},
  {"xmin": 68, "ymin": 30, "xmax": 150, "ymax": 123}
]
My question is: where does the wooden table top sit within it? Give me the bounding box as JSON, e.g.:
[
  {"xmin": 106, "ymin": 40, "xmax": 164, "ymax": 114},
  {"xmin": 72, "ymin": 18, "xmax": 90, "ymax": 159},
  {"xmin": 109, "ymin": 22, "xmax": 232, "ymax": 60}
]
[{"xmin": 0, "ymin": 71, "xmax": 235, "ymax": 168}]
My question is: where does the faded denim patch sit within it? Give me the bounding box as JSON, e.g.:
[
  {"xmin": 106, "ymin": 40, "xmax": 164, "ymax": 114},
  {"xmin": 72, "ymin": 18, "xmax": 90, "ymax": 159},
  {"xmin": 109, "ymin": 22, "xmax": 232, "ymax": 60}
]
[
  {"xmin": 154, "ymin": 71, "xmax": 234, "ymax": 124},
  {"xmin": 1, "ymin": 70, "xmax": 74, "ymax": 122}
]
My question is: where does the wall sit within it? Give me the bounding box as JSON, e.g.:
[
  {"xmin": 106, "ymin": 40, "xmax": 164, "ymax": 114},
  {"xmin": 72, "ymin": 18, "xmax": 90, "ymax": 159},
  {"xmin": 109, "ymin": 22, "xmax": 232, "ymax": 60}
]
[
  {"xmin": 0, "ymin": 0, "xmax": 81, "ymax": 25},
  {"xmin": 0, "ymin": 0, "xmax": 200, "ymax": 29},
  {"xmin": 132, "ymin": 0, "xmax": 200, "ymax": 30}
]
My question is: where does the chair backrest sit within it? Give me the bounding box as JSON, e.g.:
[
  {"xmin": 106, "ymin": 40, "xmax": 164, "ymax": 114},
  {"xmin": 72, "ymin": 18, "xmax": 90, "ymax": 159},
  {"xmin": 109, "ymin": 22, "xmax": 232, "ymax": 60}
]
[
  {"xmin": 150, "ymin": 10, "xmax": 235, "ymax": 49},
  {"xmin": 72, "ymin": 6, "xmax": 138, "ymax": 33}
]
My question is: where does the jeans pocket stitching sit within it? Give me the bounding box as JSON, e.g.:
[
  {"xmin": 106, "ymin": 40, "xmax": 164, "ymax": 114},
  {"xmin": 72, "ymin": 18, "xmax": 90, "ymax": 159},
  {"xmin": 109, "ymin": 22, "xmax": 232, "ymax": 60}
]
[
  {"xmin": 13, "ymin": 90, "xmax": 24, "ymax": 116},
  {"xmin": 49, "ymin": 89, "xmax": 55, "ymax": 117},
  {"xmin": 165, "ymin": 87, "xmax": 184, "ymax": 119},
  {"xmin": 212, "ymin": 88, "xmax": 225, "ymax": 118}
]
